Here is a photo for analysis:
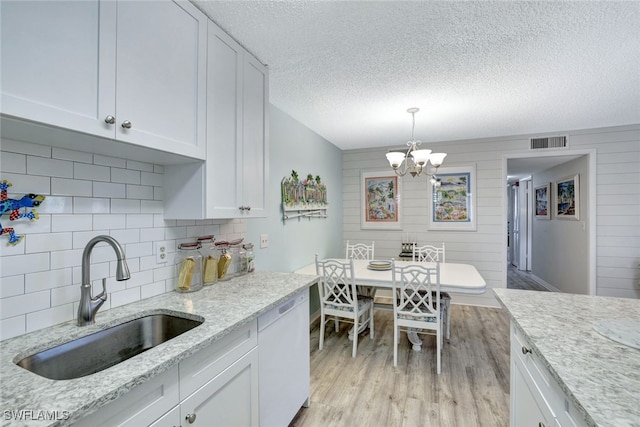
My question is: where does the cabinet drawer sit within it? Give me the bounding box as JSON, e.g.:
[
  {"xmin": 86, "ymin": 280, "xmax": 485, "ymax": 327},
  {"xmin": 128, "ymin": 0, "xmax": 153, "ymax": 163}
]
[
  {"xmin": 179, "ymin": 319, "xmax": 257, "ymax": 398},
  {"xmin": 511, "ymin": 323, "xmax": 554, "ymax": 398},
  {"xmin": 74, "ymin": 365, "xmax": 179, "ymax": 427}
]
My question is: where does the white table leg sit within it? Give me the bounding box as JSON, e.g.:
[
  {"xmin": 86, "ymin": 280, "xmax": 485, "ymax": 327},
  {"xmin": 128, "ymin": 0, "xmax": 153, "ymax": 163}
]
[{"xmin": 407, "ymin": 330, "xmax": 422, "ymax": 351}]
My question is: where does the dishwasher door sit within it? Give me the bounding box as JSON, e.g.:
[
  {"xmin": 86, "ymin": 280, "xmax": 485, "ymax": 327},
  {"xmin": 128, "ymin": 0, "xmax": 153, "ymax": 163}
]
[{"xmin": 258, "ymin": 288, "xmax": 310, "ymax": 427}]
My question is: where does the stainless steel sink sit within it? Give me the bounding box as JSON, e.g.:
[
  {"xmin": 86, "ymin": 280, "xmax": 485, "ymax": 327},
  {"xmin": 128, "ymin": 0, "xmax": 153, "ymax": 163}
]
[{"xmin": 16, "ymin": 313, "xmax": 203, "ymax": 380}]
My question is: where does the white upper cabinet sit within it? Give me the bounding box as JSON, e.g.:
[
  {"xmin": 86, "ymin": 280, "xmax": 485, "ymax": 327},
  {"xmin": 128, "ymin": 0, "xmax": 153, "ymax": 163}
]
[
  {"xmin": 205, "ymin": 22, "xmax": 269, "ymax": 218},
  {"xmin": 164, "ymin": 21, "xmax": 268, "ymax": 219},
  {"xmin": 1, "ymin": 0, "xmax": 206, "ymax": 160}
]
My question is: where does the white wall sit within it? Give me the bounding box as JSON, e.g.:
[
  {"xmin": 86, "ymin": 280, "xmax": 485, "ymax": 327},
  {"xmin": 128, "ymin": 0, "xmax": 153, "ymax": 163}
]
[
  {"xmin": 246, "ymin": 105, "xmax": 343, "ymax": 273},
  {"xmin": 531, "ymin": 156, "xmax": 589, "ymax": 294},
  {"xmin": 0, "ymin": 138, "xmax": 244, "ymax": 340},
  {"xmin": 343, "ymin": 124, "xmax": 640, "ymax": 306}
]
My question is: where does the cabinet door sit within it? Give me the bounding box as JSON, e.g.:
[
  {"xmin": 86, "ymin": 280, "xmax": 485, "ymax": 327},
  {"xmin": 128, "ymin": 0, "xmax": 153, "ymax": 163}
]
[
  {"xmin": 205, "ymin": 22, "xmax": 243, "ymax": 218},
  {"xmin": 180, "ymin": 348, "xmax": 259, "ymax": 427},
  {"xmin": 0, "ymin": 0, "xmax": 116, "ymax": 137},
  {"xmin": 241, "ymin": 55, "xmax": 269, "ymax": 218},
  {"xmin": 512, "ymin": 359, "xmax": 556, "ymax": 427},
  {"xmin": 115, "ymin": 0, "xmax": 206, "ymax": 159}
]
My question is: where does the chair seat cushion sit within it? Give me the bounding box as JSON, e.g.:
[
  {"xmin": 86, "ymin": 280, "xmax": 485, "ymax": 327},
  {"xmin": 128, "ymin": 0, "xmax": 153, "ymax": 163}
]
[{"xmin": 326, "ymin": 296, "xmax": 371, "ymax": 312}]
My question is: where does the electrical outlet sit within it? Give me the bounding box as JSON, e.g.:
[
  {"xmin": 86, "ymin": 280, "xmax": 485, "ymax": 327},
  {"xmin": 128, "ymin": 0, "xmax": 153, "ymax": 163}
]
[
  {"xmin": 260, "ymin": 234, "xmax": 268, "ymax": 249},
  {"xmin": 155, "ymin": 241, "xmax": 168, "ymax": 263}
]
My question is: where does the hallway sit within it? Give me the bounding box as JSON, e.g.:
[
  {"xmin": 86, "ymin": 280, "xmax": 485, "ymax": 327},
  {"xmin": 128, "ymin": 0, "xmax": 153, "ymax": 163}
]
[{"xmin": 506, "ymin": 264, "xmax": 549, "ymax": 292}]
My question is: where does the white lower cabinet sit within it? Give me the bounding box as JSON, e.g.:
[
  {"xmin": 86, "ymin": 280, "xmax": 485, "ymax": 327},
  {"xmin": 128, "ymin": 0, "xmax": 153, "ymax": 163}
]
[
  {"xmin": 510, "ymin": 322, "xmax": 587, "ymax": 427},
  {"xmin": 77, "ymin": 320, "xmax": 259, "ymax": 427}
]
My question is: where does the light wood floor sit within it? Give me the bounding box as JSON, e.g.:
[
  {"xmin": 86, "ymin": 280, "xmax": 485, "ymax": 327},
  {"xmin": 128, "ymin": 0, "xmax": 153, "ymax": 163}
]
[
  {"xmin": 506, "ymin": 264, "xmax": 549, "ymax": 292},
  {"xmin": 290, "ymin": 305, "xmax": 511, "ymax": 427}
]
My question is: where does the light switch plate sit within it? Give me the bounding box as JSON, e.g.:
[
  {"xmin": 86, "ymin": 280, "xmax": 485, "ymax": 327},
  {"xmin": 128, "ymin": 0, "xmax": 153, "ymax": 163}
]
[{"xmin": 260, "ymin": 234, "xmax": 268, "ymax": 249}]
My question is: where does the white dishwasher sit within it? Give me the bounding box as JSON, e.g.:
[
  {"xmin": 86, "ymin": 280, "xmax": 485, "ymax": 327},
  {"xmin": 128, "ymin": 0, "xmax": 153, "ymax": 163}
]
[{"xmin": 258, "ymin": 288, "xmax": 310, "ymax": 427}]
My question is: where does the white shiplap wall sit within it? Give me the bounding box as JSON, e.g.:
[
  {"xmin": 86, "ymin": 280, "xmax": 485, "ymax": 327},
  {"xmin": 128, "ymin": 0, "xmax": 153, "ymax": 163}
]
[
  {"xmin": 343, "ymin": 124, "xmax": 640, "ymax": 306},
  {"xmin": 0, "ymin": 139, "xmax": 245, "ymax": 340}
]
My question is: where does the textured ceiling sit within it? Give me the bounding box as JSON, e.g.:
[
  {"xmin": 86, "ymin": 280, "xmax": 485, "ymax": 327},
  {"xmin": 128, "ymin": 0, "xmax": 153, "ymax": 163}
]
[{"xmin": 192, "ymin": 1, "xmax": 640, "ymax": 151}]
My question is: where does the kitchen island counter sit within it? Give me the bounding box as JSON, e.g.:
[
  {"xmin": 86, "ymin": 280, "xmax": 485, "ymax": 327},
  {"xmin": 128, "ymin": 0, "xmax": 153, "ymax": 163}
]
[
  {"xmin": 0, "ymin": 271, "xmax": 316, "ymax": 426},
  {"xmin": 493, "ymin": 288, "xmax": 640, "ymax": 427}
]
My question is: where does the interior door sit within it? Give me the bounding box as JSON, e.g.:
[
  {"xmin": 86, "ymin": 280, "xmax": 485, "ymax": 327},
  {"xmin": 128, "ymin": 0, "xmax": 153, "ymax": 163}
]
[
  {"xmin": 517, "ymin": 179, "xmax": 531, "ymax": 271},
  {"xmin": 511, "ymin": 183, "xmax": 520, "ymax": 268}
]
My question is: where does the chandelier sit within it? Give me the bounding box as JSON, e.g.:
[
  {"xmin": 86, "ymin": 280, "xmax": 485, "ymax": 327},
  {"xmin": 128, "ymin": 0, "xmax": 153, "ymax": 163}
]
[{"xmin": 385, "ymin": 108, "xmax": 447, "ymax": 180}]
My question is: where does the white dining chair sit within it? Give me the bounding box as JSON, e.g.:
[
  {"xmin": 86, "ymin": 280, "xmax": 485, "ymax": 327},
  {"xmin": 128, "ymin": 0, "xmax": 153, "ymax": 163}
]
[
  {"xmin": 391, "ymin": 261, "xmax": 444, "ymax": 373},
  {"xmin": 345, "ymin": 240, "xmax": 375, "ymax": 260},
  {"xmin": 315, "ymin": 255, "xmax": 375, "ymax": 358},
  {"xmin": 412, "ymin": 242, "xmax": 451, "ymax": 340}
]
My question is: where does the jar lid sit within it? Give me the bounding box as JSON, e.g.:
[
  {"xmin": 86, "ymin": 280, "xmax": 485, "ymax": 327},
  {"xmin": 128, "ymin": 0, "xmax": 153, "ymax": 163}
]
[
  {"xmin": 197, "ymin": 235, "xmax": 215, "ymax": 243},
  {"xmin": 179, "ymin": 242, "xmax": 201, "ymax": 250},
  {"xmin": 243, "ymin": 243, "xmax": 254, "ymax": 250}
]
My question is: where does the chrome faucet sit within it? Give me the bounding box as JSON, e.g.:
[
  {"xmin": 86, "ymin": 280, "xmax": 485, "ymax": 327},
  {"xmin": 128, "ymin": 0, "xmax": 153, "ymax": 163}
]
[{"xmin": 78, "ymin": 235, "xmax": 131, "ymax": 326}]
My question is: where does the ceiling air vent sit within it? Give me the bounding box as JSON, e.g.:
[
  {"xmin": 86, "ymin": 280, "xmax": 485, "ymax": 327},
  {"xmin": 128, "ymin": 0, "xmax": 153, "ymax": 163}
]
[{"xmin": 530, "ymin": 136, "xmax": 567, "ymax": 150}]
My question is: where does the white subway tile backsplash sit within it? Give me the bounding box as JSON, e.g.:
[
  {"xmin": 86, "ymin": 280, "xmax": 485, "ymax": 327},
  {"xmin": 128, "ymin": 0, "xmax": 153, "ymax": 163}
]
[
  {"xmin": 124, "ymin": 242, "xmax": 152, "ymax": 258},
  {"xmin": 1, "ymin": 142, "xmax": 244, "ymax": 339},
  {"xmin": 52, "ymin": 214, "xmax": 93, "ymax": 232},
  {"xmin": 94, "ymin": 182, "xmax": 126, "ymax": 198},
  {"xmin": 27, "ymin": 156, "xmax": 73, "ymax": 178},
  {"xmin": 0, "ymin": 316, "xmax": 26, "ymax": 341},
  {"xmin": 25, "ymin": 232, "xmax": 73, "ymax": 253},
  {"xmin": 51, "ymin": 284, "xmax": 80, "ymax": 307},
  {"xmin": 139, "ymin": 227, "xmax": 165, "ymax": 242},
  {"xmin": 111, "ymin": 198, "xmax": 141, "ymax": 214},
  {"xmin": 94, "ymin": 154, "xmax": 126, "ymax": 168},
  {"xmin": 1, "ymin": 252, "xmax": 50, "ymax": 277},
  {"xmin": 52, "ymin": 147, "xmax": 93, "ymax": 163},
  {"xmin": 0, "ymin": 275, "xmax": 25, "ymax": 298},
  {"xmin": 74, "ymin": 163, "xmax": 110, "ymax": 182},
  {"xmin": 25, "ymin": 268, "xmax": 73, "ymax": 293},
  {"xmin": 74, "ymin": 197, "xmax": 110, "ymax": 214},
  {"xmin": 140, "ymin": 200, "xmax": 163, "ymax": 213},
  {"xmin": 51, "ymin": 177, "xmax": 92, "ymax": 196},
  {"xmin": 126, "ymin": 184, "xmax": 153, "ymax": 200},
  {"xmin": 38, "ymin": 196, "xmax": 73, "ymax": 214},
  {"xmin": 0, "ymin": 290, "xmax": 50, "ymax": 319},
  {"xmin": 93, "ymin": 214, "xmax": 126, "ymax": 230},
  {"xmin": 110, "ymin": 287, "xmax": 141, "ymax": 308},
  {"xmin": 1, "ymin": 139, "xmax": 51, "ymax": 157},
  {"xmin": 141, "ymin": 281, "xmax": 166, "ymax": 299},
  {"xmin": 126, "ymin": 160, "xmax": 154, "ymax": 172},
  {"xmin": 110, "ymin": 228, "xmax": 140, "ymax": 245},
  {"xmin": 110, "ymin": 168, "xmax": 140, "ymax": 185},
  {"xmin": 50, "ymin": 249, "xmax": 83, "ymax": 270},
  {"xmin": 126, "ymin": 214, "xmax": 154, "ymax": 229},
  {"xmin": 1, "ymin": 152, "xmax": 26, "ymax": 174},
  {"xmin": 1, "ymin": 172, "xmax": 50, "ymax": 194},
  {"xmin": 141, "ymin": 171, "xmax": 163, "ymax": 186},
  {"xmin": 26, "ymin": 303, "xmax": 74, "ymax": 333}
]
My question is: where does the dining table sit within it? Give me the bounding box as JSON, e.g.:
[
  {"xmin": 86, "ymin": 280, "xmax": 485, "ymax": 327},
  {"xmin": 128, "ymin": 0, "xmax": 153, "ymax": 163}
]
[{"xmin": 294, "ymin": 258, "xmax": 487, "ymax": 350}]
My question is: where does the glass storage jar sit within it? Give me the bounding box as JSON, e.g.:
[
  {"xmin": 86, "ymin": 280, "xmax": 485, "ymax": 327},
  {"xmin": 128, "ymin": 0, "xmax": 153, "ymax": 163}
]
[
  {"xmin": 175, "ymin": 242, "xmax": 203, "ymax": 292},
  {"xmin": 243, "ymin": 243, "xmax": 254, "ymax": 273},
  {"xmin": 197, "ymin": 235, "xmax": 218, "ymax": 286},
  {"xmin": 217, "ymin": 246, "xmax": 233, "ymax": 281},
  {"xmin": 231, "ymin": 243, "xmax": 247, "ymax": 276}
]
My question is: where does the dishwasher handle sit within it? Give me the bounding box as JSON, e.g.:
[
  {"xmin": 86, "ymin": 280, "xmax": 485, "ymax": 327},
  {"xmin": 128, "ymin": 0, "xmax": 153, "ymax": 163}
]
[{"xmin": 258, "ymin": 290, "xmax": 308, "ymax": 332}]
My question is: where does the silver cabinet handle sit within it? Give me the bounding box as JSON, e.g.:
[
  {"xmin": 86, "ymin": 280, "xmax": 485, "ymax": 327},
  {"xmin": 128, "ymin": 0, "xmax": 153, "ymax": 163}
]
[
  {"xmin": 246, "ymin": 206, "xmax": 251, "ymax": 211},
  {"xmin": 121, "ymin": 120, "xmax": 132, "ymax": 129},
  {"xmin": 538, "ymin": 422, "xmax": 546, "ymax": 427},
  {"xmin": 522, "ymin": 346, "xmax": 532, "ymax": 355},
  {"xmin": 185, "ymin": 413, "xmax": 196, "ymax": 424},
  {"xmin": 104, "ymin": 115, "xmax": 116, "ymax": 125}
]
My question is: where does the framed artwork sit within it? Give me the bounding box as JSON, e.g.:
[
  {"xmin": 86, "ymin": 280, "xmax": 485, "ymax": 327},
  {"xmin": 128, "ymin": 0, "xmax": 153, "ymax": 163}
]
[
  {"xmin": 555, "ymin": 174, "xmax": 580, "ymax": 220},
  {"xmin": 427, "ymin": 165, "xmax": 477, "ymax": 231},
  {"xmin": 534, "ymin": 183, "xmax": 551, "ymax": 219},
  {"xmin": 361, "ymin": 171, "xmax": 402, "ymax": 230}
]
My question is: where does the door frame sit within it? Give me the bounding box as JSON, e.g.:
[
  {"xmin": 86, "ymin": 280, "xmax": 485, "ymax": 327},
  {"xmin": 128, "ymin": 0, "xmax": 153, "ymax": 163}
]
[{"xmin": 502, "ymin": 149, "xmax": 597, "ymax": 295}]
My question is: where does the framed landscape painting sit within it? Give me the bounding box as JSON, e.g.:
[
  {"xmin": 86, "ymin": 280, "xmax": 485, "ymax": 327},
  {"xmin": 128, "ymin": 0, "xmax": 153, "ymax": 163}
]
[
  {"xmin": 427, "ymin": 165, "xmax": 477, "ymax": 231},
  {"xmin": 534, "ymin": 183, "xmax": 551, "ymax": 219},
  {"xmin": 361, "ymin": 171, "xmax": 402, "ymax": 230},
  {"xmin": 555, "ymin": 174, "xmax": 580, "ymax": 220}
]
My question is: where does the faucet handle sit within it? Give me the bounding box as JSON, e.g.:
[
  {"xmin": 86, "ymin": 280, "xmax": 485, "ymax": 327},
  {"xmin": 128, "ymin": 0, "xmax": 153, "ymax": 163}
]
[{"xmin": 95, "ymin": 278, "xmax": 108, "ymax": 302}]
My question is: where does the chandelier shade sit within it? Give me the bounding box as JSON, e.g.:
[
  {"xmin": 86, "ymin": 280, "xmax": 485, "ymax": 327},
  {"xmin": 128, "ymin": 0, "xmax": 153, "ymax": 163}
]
[{"xmin": 386, "ymin": 108, "xmax": 447, "ymax": 178}]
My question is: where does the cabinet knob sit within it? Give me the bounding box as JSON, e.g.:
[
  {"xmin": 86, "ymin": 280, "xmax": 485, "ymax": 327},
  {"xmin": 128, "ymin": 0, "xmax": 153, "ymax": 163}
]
[
  {"xmin": 521, "ymin": 346, "xmax": 532, "ymax": 355},
  {"xmin": 246, "ymin": 206, "xmax": 251, "ymax": 211},
  {"xmin": 104, "ymin": 115, "xmax": 116, "ymax": 125},
  {"xmin": 185, "ymin": 413, "xmax": 196, "ymax": 424},
  {"xmin": 538, "ymin": 422, "xmax": 546, "ymax": 427},
  {"xmin": 121, "ymin": 120, "xmax": 132, "ymax": 129}
]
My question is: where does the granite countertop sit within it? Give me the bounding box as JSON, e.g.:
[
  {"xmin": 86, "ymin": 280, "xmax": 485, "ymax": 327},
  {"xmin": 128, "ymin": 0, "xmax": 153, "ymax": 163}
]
[
  {"xmin": 0, "ymin": 271, "xmax": 316, "ymax": 427},
  {"xmin": 493, "ymin": 288, "xmax": 640, "ymax": 427}
]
